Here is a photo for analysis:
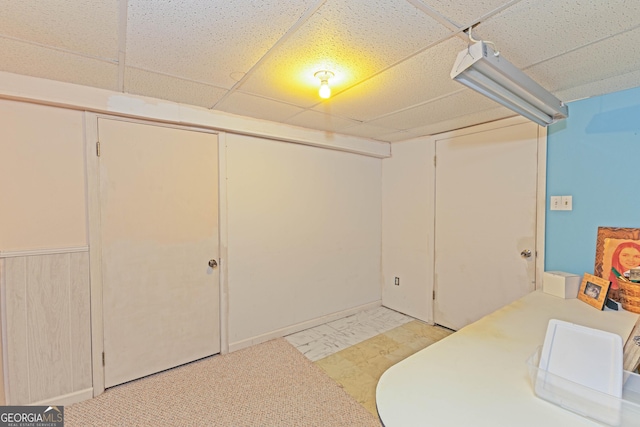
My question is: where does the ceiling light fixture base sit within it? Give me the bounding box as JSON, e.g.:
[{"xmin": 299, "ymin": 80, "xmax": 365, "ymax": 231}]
[
  {"xmin": 314, "ymin": 70, "xmax": 335, "ymax": 99},
  {"xmin": 314, "ymin": 70, "xmax": 334, "ymax": 81}
]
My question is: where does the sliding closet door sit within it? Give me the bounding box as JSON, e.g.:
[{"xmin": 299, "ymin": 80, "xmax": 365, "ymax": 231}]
[
  {"xmin": 433, "ymin": 121, "xmax": 539, "ymax": 331},
  {"xmin": 98, "ymin": 118, "xmax": 220, "ymax": 388}
]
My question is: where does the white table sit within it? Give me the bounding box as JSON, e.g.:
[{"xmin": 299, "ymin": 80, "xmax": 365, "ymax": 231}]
[{"xmin": 376, "ymin": 291, "xmax": 639, "ymax": 426}]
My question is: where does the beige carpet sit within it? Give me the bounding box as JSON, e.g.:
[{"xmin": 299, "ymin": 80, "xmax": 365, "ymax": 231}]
[{"xmin": 66, "ymin": 338, "xmax": 381, "ymax": 426}]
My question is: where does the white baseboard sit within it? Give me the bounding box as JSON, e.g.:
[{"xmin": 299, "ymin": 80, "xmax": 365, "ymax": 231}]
[
  {"xmin": 229, "ymin": 300, "xmax": 382, "ymax": 353},
  {"xmin": 30, "ymin": 388, "xmax": 93, "ymax": 407}
]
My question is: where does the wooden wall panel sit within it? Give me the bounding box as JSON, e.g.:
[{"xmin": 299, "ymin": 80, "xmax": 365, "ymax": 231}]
[
  {"xmin": 4, "ymin": 256, "xmax": 30, "ymax": 404},
  {"xmin": 0, "ymin": 260, "xmax": 7, "ymax": 404},
  {"xmin": 2, "ymin": 251, "xmax": 91, "ymax": 404},
  {"xmin": 26, "ymin": 254, "xmax": 73, "ymax": 402},
  {"xmin": 69, "ymin": 252, "xmax": 92, "ymax": 391}
]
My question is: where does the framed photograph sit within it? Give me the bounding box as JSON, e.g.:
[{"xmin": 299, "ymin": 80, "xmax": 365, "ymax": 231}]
[
  {"xmin": 594, "ymin": 227, "xmax": 640, "ymax": 299},
  {"xmin": 578, "ymin": 273, "xmax": 611, "ymax": 310}
]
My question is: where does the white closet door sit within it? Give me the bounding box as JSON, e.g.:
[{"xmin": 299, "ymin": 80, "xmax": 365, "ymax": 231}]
[
  {"xmin": 98, "ymin": 118, "xmax": 220, "ymax": 388},
  {"xmin": 434, "ymin": 122, "xmax": 539, "ymax": 331}
]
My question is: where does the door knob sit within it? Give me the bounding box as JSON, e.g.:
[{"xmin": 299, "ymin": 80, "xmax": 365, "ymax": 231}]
[
  {"xmin": 208, "ymin": 259, "xmax": 218, "ymax": 268},
  {"xmin": 520, "ymin": 249, "xmax": 532, "ymax": 259}
]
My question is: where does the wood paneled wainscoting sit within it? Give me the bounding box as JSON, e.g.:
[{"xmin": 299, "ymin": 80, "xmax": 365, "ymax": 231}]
[{"xmin": 0, "ymin": 248, "xmax": 92, "ymax": 405}]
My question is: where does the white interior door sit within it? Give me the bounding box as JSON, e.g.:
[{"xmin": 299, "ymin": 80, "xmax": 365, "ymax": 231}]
[
  {"xmin": 98, "ymin": 118, "xmax": 220, "ymax": 388},
  {"xmin": 434, "ymin": 122, "xmax": 539, "ymax": 331}
]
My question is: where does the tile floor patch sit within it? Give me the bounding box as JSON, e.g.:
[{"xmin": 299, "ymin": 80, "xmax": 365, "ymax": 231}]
[
  {"xmin": 285, "ymin": 306, "xmax": 415, "ymax": 361},
  {"xmin": 285, "ymin": 307, "xmax": 454, "ymax": 417},
  {"xmin": 313, "ymin": 320, "xmax": 453, "ymax": 417}
]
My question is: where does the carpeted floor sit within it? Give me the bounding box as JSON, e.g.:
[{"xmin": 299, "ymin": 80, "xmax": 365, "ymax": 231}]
[{"xmin": 66, "ymin": 338, "xmax": 381, "ymax": 427}]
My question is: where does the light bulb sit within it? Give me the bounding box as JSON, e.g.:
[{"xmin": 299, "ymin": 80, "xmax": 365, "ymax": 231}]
[
  {"xmin": 319, "ymin": 81, "xmax": 331, "ymax": 99},
  {"xmin": 314, "ymin": 70, "xmax": 334, "ymax": 99}
]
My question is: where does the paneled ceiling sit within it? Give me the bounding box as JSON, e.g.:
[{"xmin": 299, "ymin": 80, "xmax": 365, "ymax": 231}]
[{"xmin": 2, "ymin": 0, "xmax": 639, "ymax": 142}]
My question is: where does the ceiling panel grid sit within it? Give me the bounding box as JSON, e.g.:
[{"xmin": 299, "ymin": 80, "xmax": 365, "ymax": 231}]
[
  {"xmin": 475, "ymin": 0, "xmax": 640, "ymax": 69},
  {"xmin": 0, "ymin": 0, "xmax": 119, "ymax": 60},
  {"xmin": 237, "ymin": 0, "xmax": 453, "ymax": 107},
  {"xmin": 125, "ymin": 0, "xmax": 318, "ymax": 89},
  {"xmin": 0, "ymin": 0, "xmax": 639, "ymax": 142},
  {"xmin": 314, "ymin": 37, "xmax": 468, "ymax": 122},
  {"xmin": 0, "ymin": 37, "xmax": 119, "ymax": 91}
]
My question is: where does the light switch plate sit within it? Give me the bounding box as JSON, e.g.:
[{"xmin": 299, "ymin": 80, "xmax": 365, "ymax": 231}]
[
  {"xmin": 550, "ymin": 196, "xmax": 562, "ymax": 210},
  {"xmin": 561, "ymin": 196, "xmax": 573, "ymax": 211}
]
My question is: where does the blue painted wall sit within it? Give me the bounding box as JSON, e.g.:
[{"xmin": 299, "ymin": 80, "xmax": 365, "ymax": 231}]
[{"xmin": 545, "ymin": 86, "xmax": 640, "ymax": 275}]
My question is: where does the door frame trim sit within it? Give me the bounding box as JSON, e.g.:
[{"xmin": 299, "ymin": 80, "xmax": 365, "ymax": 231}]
[
  {"xmin": 535, "ymin": 125, "xmax": 548, "ymax": 293},
  {"xmin": 429, "ymin": 116, "xmax": 547, "ymax": 326},
  {"xmin": 85, "ymin": 113, "xmax": 226, "ymax": 396},
  {"xmin": 218, "ymin": 132, "xmax": 230, "ymax": 355}
]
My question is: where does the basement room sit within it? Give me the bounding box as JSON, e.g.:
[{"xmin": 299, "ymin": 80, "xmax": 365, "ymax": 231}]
[{"xmin": 1, "ymin": 1, "xmax": 640, "ymax": 426}]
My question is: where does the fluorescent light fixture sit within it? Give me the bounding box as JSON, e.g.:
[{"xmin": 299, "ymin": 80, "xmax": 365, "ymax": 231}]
[{"xmin": 451, "ymin": 41, "xmax": 568, "ymax": 127}]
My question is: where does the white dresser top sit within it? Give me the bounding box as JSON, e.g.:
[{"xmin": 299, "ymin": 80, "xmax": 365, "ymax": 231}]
[{"xmin": 376, "ymin": 290, "xmax": 639, "ymax": 427}]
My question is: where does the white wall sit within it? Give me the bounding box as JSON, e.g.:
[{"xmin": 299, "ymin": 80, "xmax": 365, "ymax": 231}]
[
  {"xmin": 226, "ymin": 134, "xmax": 382, "ymax": 348},
  {"xmin": 0, "ymin": 79, "xmax": 388, "ymax": 403},
  {"xmin": 381, "ymin": 138, "xmax": 434, "ymax": 322},
  {"xmin": 0, "ymin": 100, "xmax": 86, "ymax": 251},
  {"xmin": 0, "ymin": 100, "xmax": 91, "ymax": 405},
  {"xmin": 1, "ymin": 91, "xmax": 386, "ymax": 352}
]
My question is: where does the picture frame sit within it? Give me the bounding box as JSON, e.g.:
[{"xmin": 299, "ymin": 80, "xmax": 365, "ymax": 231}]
[
  {"xmin": 577, "ymin": 273, "xmax": 611, "ymax": 310},
  {"xmin": 594, "ymin": 227, "xmax": 640, "ymax": 300},
  {"xmin": 623, "ymin": 318, "xmax": 640, "ymax": 372}
]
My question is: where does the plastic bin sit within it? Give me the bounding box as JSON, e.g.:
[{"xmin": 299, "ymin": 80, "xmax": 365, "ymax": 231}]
[{"xmin": 527, "ymin": 347, "xmax": 640, "ymax": 426}]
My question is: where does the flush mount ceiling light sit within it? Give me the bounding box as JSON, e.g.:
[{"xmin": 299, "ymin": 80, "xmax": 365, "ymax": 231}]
[
  {"xmin": 314, "ymin": 70, "xmax": 334, "ymax": 99},
  {"xmin": 450, "ymin": 35, "xmax": 568, "ymax": 127}
]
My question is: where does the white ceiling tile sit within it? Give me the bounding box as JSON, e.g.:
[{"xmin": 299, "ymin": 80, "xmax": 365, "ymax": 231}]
[
  {"xmin": 377, "ymin": 129, "xmax": 423, "ymax": 143},
  {"xmin": 126, "ymin": 0, "xmax": 317, "ymax": 89},
  {"xmin": 0, "ymin": 37, "xmax": 118, "ymax": 91},
  {"xmin": 215, "ymin": 92, "xmax": 305, "ymax": 123},
  {"xmin": 286, "ymin": 110, "xmax": 361, "ymax": 132},
  {"xmin": 239, "ymin": 0, "xmax": 453, "ymax": 107},
  {"xmin": 124, "ymin": 67, "xmax": 227, "ymax": 109},
  {"xmin": 403, "ymin": 107, "xmax": 515, "ymax": 137},
  {"xmin": 423, "ymin": 0, "xmax": 514, "ymax": 27},
  {"xmin": 315, "ymin": 37, "xmax": 467, "ymax": 121},
  {"xmin": 556, "ymin": 69, "xmax": 640, "ymax": 104},
  {"xmin": 0, "ymin": 1, "xmax": 637, "ymax": 137},
  {"xmin": 476, "ymin": 0, "xmax": 640, "ymax": 68},
  {"xmin": 368, "ymin": 90, "xmax": 501, "ymax": 130},
  {"xmin": 339, "ymin": 123, "xmax": 401, "ymax": 140},
  {"xmin": 527, "ymin": 27, "xmax": 640, "ymax": 97},
  {"xmin": 0, "ymin": 0, "xmax": 119, "ymax": 59}
]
